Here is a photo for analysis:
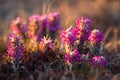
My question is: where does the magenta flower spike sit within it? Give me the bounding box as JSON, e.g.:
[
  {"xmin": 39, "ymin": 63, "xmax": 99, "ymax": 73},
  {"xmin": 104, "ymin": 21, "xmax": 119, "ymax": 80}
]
[
  {"xmin": 21, "ymin": 23, "xmax": 28, "ymax": 35},
  {"xmin": 76, "ymin": 17, "xmax": 92, "ymax": 28},
  {"xmin": 37, "ymin": 15, "xmax": 48, "ymax": 40},
  {"xmin": 65, "ymin": 49, "xmax": 81, "ymax": 63},
  {"xmin": 52, "ymin": 12, "xmax": 61, "ymax": 31},
  {"xmin": 7, "ymin": 33, "xmax": 16, "ymax": 57},
  {"xmin": 46, "ymin": 12, "xmax": 61, "ymax": 32},
  {"xmin": 39, "ymin": 14, "xmax": 48, "ymax": 27},
  {"xmin": 15, "ymin": 36, "xmax": 25, "ymax": 60},
  {"xmin": 7, "ymin": 33, "xmax": 24, "ymax": 60},
  {"xmin": 88, "ymin": 29, "xmax": 104, "ymax": 44},
  {"xmin": 75, "ymin": 17, "xmax": 92, "ymax": 42},
  {"xmin": 91, "ymin": 55, "xmax": 108, "ymax": 67},
  {"xmin": 28, "ymin": 14, "xmax": 41, "ymax": 39},
  {"xmin": 60, "ymin": 26, "xmax": 77, "ymax": 45}
]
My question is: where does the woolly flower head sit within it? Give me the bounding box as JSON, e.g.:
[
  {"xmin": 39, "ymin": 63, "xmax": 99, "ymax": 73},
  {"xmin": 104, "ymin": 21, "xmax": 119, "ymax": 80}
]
[
  {"xmin": 60, "ymin": 26, "xmax": 77, "ymax": 45},
  {"xmin": 75, "ymin": 17, "xmax": 91, "ymax": 41},
  {"xmin": 7, "ymin": 33, "xmax": 16, "ymax": 57},
  {"xmin": 76, "ymin": 17, "xmax": 92, "ymax": 29},
  {"xmin": 65, "ymin": 49, "xmax": 81, "ymax": 63},
  {"xmin": 7, "ymin": 33, "xmax": 24, "ymax": 59},
  {"xmin": 91, "ymin": 55, "xmax": 108, "ymax": 67},
  {"xmin": 88, "ymin": 29, "xmax": 104, "ymax": 44},
  {"xmin": 39, "ymin": 36, "xmax": 54, "ymax": 50}
]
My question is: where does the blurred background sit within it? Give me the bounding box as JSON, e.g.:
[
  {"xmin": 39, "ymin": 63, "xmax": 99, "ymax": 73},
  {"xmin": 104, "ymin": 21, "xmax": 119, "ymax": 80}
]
[{"xmin": 0, "ymin": 0, "xmax": 120, "ymax": 53}]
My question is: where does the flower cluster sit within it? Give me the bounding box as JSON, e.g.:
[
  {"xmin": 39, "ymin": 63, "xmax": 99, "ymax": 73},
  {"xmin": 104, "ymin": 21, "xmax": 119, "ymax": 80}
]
[
  {"xmin": 60, "ymin": 17, "xmax": 92, "ymax": 46},
  {"xmin": 3, "ymin": 16, "xmax": 108, "ymax": 79},
  {"xmin": 10, "ymin": 16, "xmax": 106, "ymax": 67},
  {"xmin": 60, "ymin": 17, "xmax": 107, "ymax": 67},
  {"xmin": 10, "ymin": 12, "xmax": 61, "ymax": 41},
  {"xmin": 28, "ymin": 12, "xmax": 61, "ymax": 40}
]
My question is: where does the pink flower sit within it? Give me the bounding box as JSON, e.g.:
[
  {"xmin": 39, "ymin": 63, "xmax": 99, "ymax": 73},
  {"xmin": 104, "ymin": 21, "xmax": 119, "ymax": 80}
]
[
  {"xmin": 40, "ymin": 36, "xmax": 54, "ymax": 49},
  {"xmin": 60, "ymin": 26, "xmax": 77, "ymax": 45},
  {"xmin": 88, "ymin": 29, "xmax": 104, "ymax": 44},
  {"xmin": 65, "ymin": 49, "xmax": 81, "ymax": 63},
  {"xmin": 91, "ymin": 55, "xmax": 108, "ymax": 67}
]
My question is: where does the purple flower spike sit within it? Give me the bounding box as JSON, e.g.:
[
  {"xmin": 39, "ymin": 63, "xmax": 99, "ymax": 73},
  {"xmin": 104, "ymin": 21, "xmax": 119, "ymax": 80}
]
[
  {"xmin": 47, "ymin": 12, "xmax": 61, "ymax": 32},
  {"xmin": 88, "ymin": 29, "xmax": 104, "ymax": 44},
  {"xmin": 28, "ymin": 15, "xmax": 41, "ymax": 39},
  {"xmin": 75, "ymin": 17, "xmax": 92, "ymax": 42},
  {"xmin": 7, "ymin": 33, "xmax": 24, "ymax": 60},
  {"xmin": 40, "ymin": 15, "xmax": 48, "ymax": 27},
  {"xmin": 36, "ymin": 15, "xmax": 48, "ymax": 41},
  {"xmin": 76, "ymin": 17, "xmax": 92, "ymax": 28},
  {"xmin": 60, "ymin": 26, "xmax": 77, "ymax": 45},
  {"xmin": 15, "ymin": 36, "xmax": 25, "ymax": 60},
  {"xmin": 91, "ymin": 55, "xmax": 108, "ymax": 67},
  {"xmin": 65, "ymin": 49, "xmax": 81, "ymax": 63},
  {"xmin": 21, "ymin": 23, "xmax": 28, "ymax": 34},
  {"xmin": 52, "ymin": 12, "xmax": 61, "ymax": 31},
  {"xmin": 7, "ymin": 33, "xmax": 16, "ymax": 57}
]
